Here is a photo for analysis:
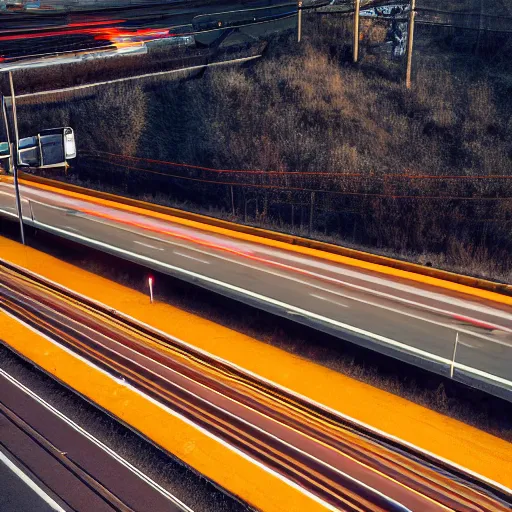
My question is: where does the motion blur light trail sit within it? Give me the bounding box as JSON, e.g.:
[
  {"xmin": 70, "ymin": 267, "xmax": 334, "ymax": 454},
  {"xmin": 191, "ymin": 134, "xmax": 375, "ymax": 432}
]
[
  {"xmin": 1, "ymin": 259, "xmax": 511, "ymax": 511},
  {"xmin": 0, "ymin": 0, "xmax": 300, "ymax": 67}
]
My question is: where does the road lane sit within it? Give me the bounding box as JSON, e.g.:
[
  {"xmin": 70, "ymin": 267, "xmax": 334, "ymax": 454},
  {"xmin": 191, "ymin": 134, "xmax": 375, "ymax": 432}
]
[
  {"xmin": 0, "ymin": 451, "xmax": 64, "ymax": 512},
  {"xmin": 0, "ymin": 180, "xmax": 511, "ymax": 398},
  {"xmin": 2, "ymin": 265, "xmax": 510, "ymax": 512},
  {"xmin": 0, "ymin": 0, "xmax": 297, "ymax": 68},
  {"xmin": 0, "ymin": 367, "xmax": 191, "ymax": 512}
]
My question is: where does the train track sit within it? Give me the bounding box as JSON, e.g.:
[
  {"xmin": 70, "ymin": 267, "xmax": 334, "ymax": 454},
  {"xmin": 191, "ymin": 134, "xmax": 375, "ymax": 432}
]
[{"xmin": 0, "ymin": 258, "xmax": 510, "ymax": 512}]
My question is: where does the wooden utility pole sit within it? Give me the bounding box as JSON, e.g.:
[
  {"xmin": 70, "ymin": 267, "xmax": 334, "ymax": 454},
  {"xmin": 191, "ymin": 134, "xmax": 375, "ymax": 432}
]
[
  {"xmin": 353, "ymin": 0, "xmax": 361, "ymax": 63},
  {"xmin": 475, "ymin": 0, "xmax": 484, "ymax": 55},
  {"xmin": 405, "ymin": 0, "xmax": 416, "ymax": 89},
  {"xmin": 297, "ymin": 1, "xmax": 303, "ymax": 42}
]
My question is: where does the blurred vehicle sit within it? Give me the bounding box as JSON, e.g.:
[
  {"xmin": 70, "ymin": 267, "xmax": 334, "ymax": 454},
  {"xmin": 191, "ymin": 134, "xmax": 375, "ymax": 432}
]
[{"xmin": 18, "ymin": 127, "xmax": 76, "ymax": 169}]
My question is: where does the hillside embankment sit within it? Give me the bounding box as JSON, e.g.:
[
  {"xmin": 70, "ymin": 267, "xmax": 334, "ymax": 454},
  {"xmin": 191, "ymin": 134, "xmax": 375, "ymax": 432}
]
[{"xmin": 15, "ymin": 14, "xmax": 512, "ymax": 282}]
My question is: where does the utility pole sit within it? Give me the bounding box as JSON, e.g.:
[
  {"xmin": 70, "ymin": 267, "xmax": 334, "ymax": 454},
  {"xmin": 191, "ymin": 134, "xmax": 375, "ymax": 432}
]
[
  {"xmin": 8, "ymin": 72, "xmax": 25, "ymax": 245},
  {"xmin": 353, "ymin": 0, "xmax": 361, "ymax": 63},
  {"xmin": 297, "ymin": 1, "xmax": 303, "ymax": 42},
  {"xmin": 405, "ymin": 0, "xmax": 416, "ymax": 89}
]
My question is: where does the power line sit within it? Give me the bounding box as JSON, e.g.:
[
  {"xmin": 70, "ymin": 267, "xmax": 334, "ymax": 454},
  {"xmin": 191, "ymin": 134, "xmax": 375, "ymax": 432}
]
[
  {"xmin": 85, "ymin": 156, "xmax": 512, "ymax": 201},
  {"xmin": 86, "ymin": 151, "xmax": 512, "ymax": 181}
]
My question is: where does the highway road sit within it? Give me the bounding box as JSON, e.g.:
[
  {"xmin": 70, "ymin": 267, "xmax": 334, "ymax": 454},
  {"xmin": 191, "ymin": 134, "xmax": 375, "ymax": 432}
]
[
  {"xmin": 0, "ymin": 361, "xmax": 192, "ymax": 512},
  {"xmin": 1, "ymin": 259, "xmax": 511, "ymax": 512},
  {"xmin": 0, "ymin": 179, "xmax": 511, "ymax": 399}
]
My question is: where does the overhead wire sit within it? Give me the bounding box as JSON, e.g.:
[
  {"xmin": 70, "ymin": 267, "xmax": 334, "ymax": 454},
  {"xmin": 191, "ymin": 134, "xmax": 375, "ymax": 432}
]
[
  {"xmin": 85, "ymin": 151, "xmax": 512, "ymax": 181},
  {"xmin": 84, "ymin": 155, "xmax": 512, "ymax": 201}
]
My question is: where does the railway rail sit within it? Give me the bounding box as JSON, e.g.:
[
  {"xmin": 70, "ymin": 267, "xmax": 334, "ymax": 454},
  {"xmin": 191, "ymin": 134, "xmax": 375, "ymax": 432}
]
[{"xmin": 1, "ymin": 258, "xmax": 510, "ymax": 512}]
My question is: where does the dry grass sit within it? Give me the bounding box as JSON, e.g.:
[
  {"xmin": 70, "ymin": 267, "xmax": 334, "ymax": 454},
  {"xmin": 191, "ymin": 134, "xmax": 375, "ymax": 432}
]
[{"xmin": 16, "ymin": 14, "xmax": 512, "ymax": 282}]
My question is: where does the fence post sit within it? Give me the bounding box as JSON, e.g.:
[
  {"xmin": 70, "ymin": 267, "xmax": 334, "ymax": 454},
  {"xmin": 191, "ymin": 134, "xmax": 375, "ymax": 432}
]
[
  {"xmin": 291, "ymin": 203, "xmax": 295, "ymax": 230},
  {"xmin": 353, "ymin": 0, "xmax": 361, "ymax": 63},
  {"xmin": 309, "ymin": 191, "xmax": 315, "ymax": 235},
  {"xmin": 450, "ymin": 332, "xmax": 459, "ymax": 379},
  {"xmin": 406, "ymin": 0, "xmax": 416, "ymax": 89},
  {"xmin": 230, "ymin": 185, "xmax": 235, "ymax": 217}
]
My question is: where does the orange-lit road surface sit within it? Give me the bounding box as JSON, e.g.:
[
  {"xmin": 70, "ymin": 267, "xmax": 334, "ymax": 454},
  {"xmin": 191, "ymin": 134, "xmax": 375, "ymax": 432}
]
[
  {"xmin": 1, "ymin": 260, "xmax": 511, "ymax": 512},
  {"xmin": 0, "ymin": 177, "xmax": 511, "ymax": 401}
]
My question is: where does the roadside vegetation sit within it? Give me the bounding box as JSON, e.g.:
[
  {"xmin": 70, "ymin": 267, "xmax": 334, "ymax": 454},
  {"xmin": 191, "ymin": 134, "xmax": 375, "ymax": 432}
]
[{"xmin": 16, "ymin": 14, "xmax": 512, "ymax": 282}]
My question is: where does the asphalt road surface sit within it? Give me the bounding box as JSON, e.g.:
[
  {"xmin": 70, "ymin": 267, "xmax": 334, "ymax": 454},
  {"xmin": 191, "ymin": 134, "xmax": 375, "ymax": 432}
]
[
  {"xmin": 0, "ymin": 365, "xmax": 191, "ymax": 512},
  {"xmin": 0, "ymin": 454, "xmax": 59, "ymax": 512},
  {"xmin": 1, "ymin": 262, "xmax": 510, "ymax": 512},
  {"xmin": 0, "ymin": 179, "xmax": 511, "ymax": 400}
]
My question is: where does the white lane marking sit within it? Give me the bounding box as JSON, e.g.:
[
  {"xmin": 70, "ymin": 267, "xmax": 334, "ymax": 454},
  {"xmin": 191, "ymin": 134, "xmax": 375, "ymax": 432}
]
[
  {"xmin": 62, "ymin": 217, "xmax": 511, "ymax": 347},
  {"xmin": 228, "ymin": 251, "xmax": 512, "ymax": 330},
  {"xmin": 0, "ymin": 366, "xmax": 194, "ymax": 512},
  {"xmin": 7, "ymin": 181, "xmax": 510, "ymax": 328},
  {"xmin": 0, "ymin": 208, "xmax": 18, "ymax": 218},
  {"xmin": 311, "ymin": 294, "xmax": 349, "ymax": 308},
  {"xmin": 133, "ymin": 241, "xmax": 164, "ymax": 251},
  {"xmin": 173, "ymin": 251, "xmax": 210, "ymax": 265},
  {"xmin": 252, "ymin": 245, "xmax": 512, "ymax": 321},
  {"xmin": 458, "ymin": 341, "xmax": 477, "ymax": 349},
  {"xmin": 14, "ymin": 197, "xmax": 68, "ymax": 213},
  {"xmin": 17, "ymin": 220, "xmax": 512, "ymax": 391},
  {"xmin": 120, "ymin": 231, "xmax": 512, "ymax": 347},
  {"xmin": 0, "ymin": 450, "xmax": 66, "ymax": 512},
  {"xmin": 0, "ymin": 310, "xmax": 342, "ymax": 512},
  {"xmin": 63, "ymin": 226, "xmax": 80, "ymax": 232},
  {"xmin": 2, "ymin": 259, "xmax": 511, "ymax": 496}
]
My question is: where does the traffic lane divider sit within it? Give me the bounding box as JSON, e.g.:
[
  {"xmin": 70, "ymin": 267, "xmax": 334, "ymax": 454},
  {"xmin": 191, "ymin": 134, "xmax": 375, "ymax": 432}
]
[{"xmin": 12, "ymin": 173, "xmax": 512, "ymax": 306}]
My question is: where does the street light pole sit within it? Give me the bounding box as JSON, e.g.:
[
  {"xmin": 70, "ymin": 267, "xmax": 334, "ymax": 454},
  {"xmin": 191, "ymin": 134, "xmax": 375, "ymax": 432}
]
[{"xmin": 7, "ymin": 72, "xmax": 25, "ymax": 245}]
